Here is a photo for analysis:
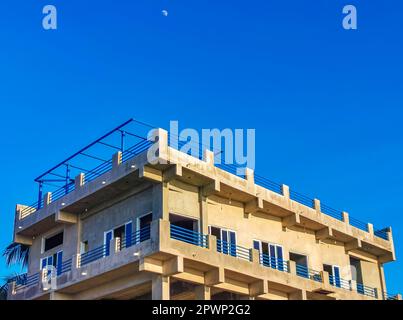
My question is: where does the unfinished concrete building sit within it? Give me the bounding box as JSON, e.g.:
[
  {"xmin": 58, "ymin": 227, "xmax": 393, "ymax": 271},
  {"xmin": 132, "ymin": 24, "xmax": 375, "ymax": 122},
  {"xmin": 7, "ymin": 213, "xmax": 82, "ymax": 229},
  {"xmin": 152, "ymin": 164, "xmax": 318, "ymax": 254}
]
[{"xmin": 8, "ymin": 120, "xmax": 399, "ymax": 300}]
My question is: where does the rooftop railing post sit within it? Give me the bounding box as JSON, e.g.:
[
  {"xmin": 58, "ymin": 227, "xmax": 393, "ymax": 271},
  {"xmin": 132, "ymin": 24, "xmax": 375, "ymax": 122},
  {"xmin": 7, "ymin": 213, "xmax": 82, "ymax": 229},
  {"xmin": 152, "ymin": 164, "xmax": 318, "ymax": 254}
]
[
  {"xmin": 120, "ymin": 130, "xmax": 126, "ymax": 152},
  {"xmin": 65, "ymin": 164, "xmax": 71, "ymax": 195},
  {"xmin": 342, "ymin": 211, "xmax": 350, "ymax": 225},
  {"xmin": 281, "ymin": 184, "xmax": 290, "ymax": 199},
  {"xmin": 368, "ymin": 223, "xmax": 374, "ymax": 237},
  {"xmin": 112, "ymin": 151, "xmax": 122, "ymax": 169},
  {"xmin": 203, "ymin": 149, "xmax": 215, "ymax": 166},
  {"xmin": 43, "ymin": 192, "xmax": 52, "ymax": 208},
  {"xmin": 314, "ymin": 199, "xmax": 321, "ymax": 215},
  {"xmin": 75, "ymin": 173, "xmax": 85, "ymax": 189},
  {"xmin": 37, "ymin": 181, "xmax": 43, "ymax": 209}
]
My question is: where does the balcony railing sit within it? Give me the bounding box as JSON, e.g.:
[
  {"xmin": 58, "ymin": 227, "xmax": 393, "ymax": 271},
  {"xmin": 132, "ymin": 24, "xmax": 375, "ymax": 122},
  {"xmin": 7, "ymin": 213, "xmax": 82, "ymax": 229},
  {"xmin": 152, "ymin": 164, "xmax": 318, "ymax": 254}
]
[
  {"xmin": 216, "ymin": 240, "xmax": 251, "ymax": 262},
  {"xmin": 296, "ymin": 264, "xmax": 323, "ymax": 283},
  {"xmin": 79, "ymin": 244, "xmax": 108, "ymax": 267},
  {"xmin": 15, "ymin": 273, "xmax": 39, "ymax": 292},
  {"xmin": 59, "ymin": 258, "xmax": 72, "ymax": 275},
  {"xmin": 374, "ymin": 228, "xmax": 389, "ymax": 241},
  {"xmin": 383, "ymin": 291, "xmax": 399, "ymax": 300},
  {"xmin": 121, "ymin": 225, "xmax": 151, "ymax": 249},
  {"xmin": 260, "ymin": 254, "xmax": 289, "ymax": 273},
  {"xmin": 290, "ymin": 191, "xmax": 315, "ymax": 209},
  {"xmin": 349, "ymin": 217, "xmax": 369, "ymax": 232},
  {"xmin": 170, "ymin": 224, "xmax": 209, "ymax": 249},
  {"xmin": 329, "ymin": 275, "xmax": 351, "ymax": 291},
  {"xmin": 357, "ymin": 283, "xmax": 378, "ymax": 299}
]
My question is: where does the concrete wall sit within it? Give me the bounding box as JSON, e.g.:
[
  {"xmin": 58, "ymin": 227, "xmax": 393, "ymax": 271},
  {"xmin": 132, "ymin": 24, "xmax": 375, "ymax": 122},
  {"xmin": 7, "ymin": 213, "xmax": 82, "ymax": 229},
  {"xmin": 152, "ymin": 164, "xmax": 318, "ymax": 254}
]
[{"xmin": 81, "ymin": 186, "xmax": 153, "ymax": 249}]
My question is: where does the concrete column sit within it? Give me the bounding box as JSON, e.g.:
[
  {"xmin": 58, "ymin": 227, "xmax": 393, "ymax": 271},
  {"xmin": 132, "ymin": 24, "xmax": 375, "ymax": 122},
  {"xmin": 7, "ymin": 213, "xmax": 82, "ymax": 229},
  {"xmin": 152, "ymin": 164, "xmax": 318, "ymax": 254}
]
[
  {"xmin": 208, "ymin": 235, "xmax": 217, "ymax": 252},
  {"xmin": 289, "ymin": 260, "xmax": 297, "ymax": 276},
  {"xmin": 75, "ymin": 173, "xmax": 85, "ymax": 188},
  {"xmin": 111, "ymin": 237, "xmax": 120, "ymax": 254},
  {"xmin": 282, "ymin": 184, "xmax": 290, "ymax": 198},
  {"xmin": 112, "ymin": 151, "xmax": 122, "ymax": 169},
  {"xmin": 199, "ymin": 191, "xmax": 209, "ymax": 235},
  {"xmin": 152, "ymin": 275, "xmax": 170, "ymax": 300},
  {"xmin": 245, "ymin": 168, "xmax": 255, "ymax": 188},
  {"xmin": 289, "ymin": 290, "xmax": 307, "ymax": 300},
  {"xmin": 314, "ymin": 199, "xmax": 321, "ymax": 214},
  {"xmin": 152, "ymin": 183, "xmax": 169, "ymax": 221},
  {"xmin": 195, "ymin": 285, "xmax": 211, "ymax": 300},
  {"xmin": 379, "ymin": 264, "xmax": 387, "ymax": 296},
  {"xmin": 72, "ymin": 254, "xmax": 81, "ymax": 270},
  {"xmin": 342, "ymin": 211, "xmax": 350, "ymax": 225},
  {"xmin": 367, "ymin": 223, "xmax": 374, "ymax": 236},
  {"xmin": 251, "ymin": 248, "xmax": 261, "ymax": 265},
  {"xmin": 350, "ymin": 280, "xmax": 357, "ymax": 292},
  {"xmin": 43, "ymin": 192, "xmax": 52, "ymax": 207},
  {"xmin": 203, "ymin": 149, "xmax": 215, "ymax": 166},
  {"xmin": 9, "ymin": 281, "xmax": 16, "ymax": 296},
  {"xmin": 148, "ymin": 128, "xmax": 169, "ymax": 164},
  {"xmin": 321, "ymin": 271, "xmax": 330, "ymax": 287}
]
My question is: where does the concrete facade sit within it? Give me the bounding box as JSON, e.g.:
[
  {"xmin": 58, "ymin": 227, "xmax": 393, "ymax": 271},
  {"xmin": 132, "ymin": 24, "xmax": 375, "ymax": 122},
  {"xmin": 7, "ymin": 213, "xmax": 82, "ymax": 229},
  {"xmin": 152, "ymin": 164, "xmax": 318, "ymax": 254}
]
[{"xmin": 8, "ymin": 129, "xmax": 399, "ymax": 300}]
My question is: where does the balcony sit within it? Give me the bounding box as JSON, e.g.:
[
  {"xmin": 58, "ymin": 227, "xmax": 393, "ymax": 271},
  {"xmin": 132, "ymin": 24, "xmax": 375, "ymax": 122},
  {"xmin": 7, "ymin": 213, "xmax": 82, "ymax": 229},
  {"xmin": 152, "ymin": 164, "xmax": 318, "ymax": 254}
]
[
  {"xmin": 8, "ymin": 220, "xmax": 400, "ymax": 301},
  {"xmin": 14, "ymin": 122, "xmax": 395, "ymax": 266}
]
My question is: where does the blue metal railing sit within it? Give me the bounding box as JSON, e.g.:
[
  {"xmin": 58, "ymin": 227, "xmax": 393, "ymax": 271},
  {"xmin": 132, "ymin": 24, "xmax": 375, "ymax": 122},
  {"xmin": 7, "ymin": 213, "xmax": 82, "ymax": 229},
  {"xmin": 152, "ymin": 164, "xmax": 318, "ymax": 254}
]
[
  {"xmin": 296, "ymin": 264, "xmax": 322, "ymax": 282},
  {"xmin": 59, "ymin": 259, "xmax": 72, "ymax": 275},
  {"xmin": 52, "ymin": 182, "xmax": 75, "ymax": 203},
  {"xmin": 80, "ymin": 244, "xmax": 107, "ymax": 267},
  {"xmin": 85, "ymin": 159, "xmax": 113, "ymax": 184},
  {"xmin": 122, "ymin": 139, "xmax": 153, "ymax": 163},
  {"xmin": 357, "ymin": 283, "xmax": 378, "ymax": 299},
  {"xmin": 15, "ymin": 273, "xmax": 39, "ymax": 291},
  {"xmin": 290, "ymin": 191, "xmax": 315, "ymax": 209},
  {"xmin": 260, "ymin": 254, "xmax": 289, "ymax": 273},
  {"xmin": 329, "ymin": 275, "xmax": 351, "ymax": 290},
  {"xmin": 374, "ymin": 228, "xmax": 389, "ymax": 241},
  {"xmin": 383, "ymin": 291, "xmax": 399, "ymax": 300},
  {"xmin": 349, "ymin": 217, "xmax": 369, "ymax": 232},
  {"xmin": 121, "ymin": 225, "xmax": 151, "ymax": 249},
  {"xmin": 254, "ymin": 175, "xmax": 283, "ymax": 195},
  {"xmin": 321, "ymin": 204, "xmax": 343, "ymax": 221},
  {"xmin": 217, "ymin": 240, "xmax": 251, "ymax": 262},
  {"xmin": 170, "ymin": 224, "xmax": 209, "ymax": 249}
]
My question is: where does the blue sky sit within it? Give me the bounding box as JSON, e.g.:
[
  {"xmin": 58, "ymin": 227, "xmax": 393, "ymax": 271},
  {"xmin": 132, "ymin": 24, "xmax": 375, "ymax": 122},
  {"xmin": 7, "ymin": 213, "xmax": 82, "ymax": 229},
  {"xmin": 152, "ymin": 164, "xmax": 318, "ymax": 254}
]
[{"xmin": 0, "ymin": 0, "xmax": 402, "ymax": 294}]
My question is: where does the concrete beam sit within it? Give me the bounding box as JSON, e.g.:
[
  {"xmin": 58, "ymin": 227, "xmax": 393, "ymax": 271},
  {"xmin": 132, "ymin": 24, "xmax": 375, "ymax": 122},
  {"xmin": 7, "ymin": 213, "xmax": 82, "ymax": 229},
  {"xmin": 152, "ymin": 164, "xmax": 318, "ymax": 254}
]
[
  {"xmin": 289, "ymin": 289, "xmax": 307, "ymax": 300},
  {"xmin": 202, "ymin": 180, "xmax": 220, "ymax": 197},
  {"xmin": 282, "ymin": 213, "xmax": 300, "ymax": 228},
  {"xmin": 140, "ymin": 165, "xmax": 163, "ymax": 183},
  {"xmin": 13, "ymin": 234, "xmax": 33, "ymax": 246},
  {"xmin": 205, "ymin": 268, "xmax": 225, "ymax": 286},
  {"xmin": 139, "ymin": 257, "xmax": 163, "ymax": 274},
  {"xmin": 315, "ymin": 227, "xmax": 333, "ymax": 241},
  {"xmin": 244, "ymin": 197, "xmax": 263, "ymax": 215},
  {"xmin": 163, "ymin": 256, "xmax": 184, "ymax": 276},
  {"xmin": 249, "ymin": 280, "xmax": 268, "ymax": 297},
  {"xmin": 163, "ymin": 165, "xmax": 182, "ymax": 182},
  {"xmin": 55, "ymin": 211, "xmax": 77, "ymax": 225},
  {"xmin": 345, "ymin": 239, "xmax": 362, "ymax": 252}
]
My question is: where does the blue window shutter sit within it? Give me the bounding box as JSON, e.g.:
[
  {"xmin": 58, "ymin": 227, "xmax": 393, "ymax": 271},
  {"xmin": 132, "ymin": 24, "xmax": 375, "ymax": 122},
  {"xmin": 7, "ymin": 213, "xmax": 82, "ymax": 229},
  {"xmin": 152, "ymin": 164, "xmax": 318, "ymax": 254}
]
[
  {"xmin": 334, "ymin": 266, "xmax": 341, "ymax": 288},
  {"xmin": 229, "ymin": 232, "xmax": 237, "ymax": 257},
  {"xmin": 276, "ymin": 246, "xmax": 284, "ymax": 271},
  {"xmin": 41, "ymin": 258, "xmax": 47, "ymax": 269},
  {"xmin": 125, "ymin": 222, "xmax": 133, "ymax": 247},
  {"xmin": 57, "ymin": 251, "xmax": 63, "ymax": 276},
  {"xmin": 253, "ymin": 240, "xmax": 260, "ymax": 251},
  {"xmin": 105, "ymin": 231, "xmax": 113, "ymax": 257}
]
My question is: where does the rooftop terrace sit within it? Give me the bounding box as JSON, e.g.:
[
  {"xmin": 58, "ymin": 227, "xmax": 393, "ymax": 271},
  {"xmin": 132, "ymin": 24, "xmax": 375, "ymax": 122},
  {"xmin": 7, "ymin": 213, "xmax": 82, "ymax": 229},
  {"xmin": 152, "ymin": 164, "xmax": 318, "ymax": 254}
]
[{"xmin": 17, "ymin": 119, "xmax": 391, "ymax": 242}]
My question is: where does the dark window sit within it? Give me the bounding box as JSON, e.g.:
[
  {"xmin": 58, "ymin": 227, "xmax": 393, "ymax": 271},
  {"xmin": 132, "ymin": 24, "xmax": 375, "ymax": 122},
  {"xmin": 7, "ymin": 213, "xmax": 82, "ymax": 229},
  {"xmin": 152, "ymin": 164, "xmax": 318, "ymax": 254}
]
[{"xmin": 44, "ymin": 232, "xmax": 63, "ymax": 252}]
